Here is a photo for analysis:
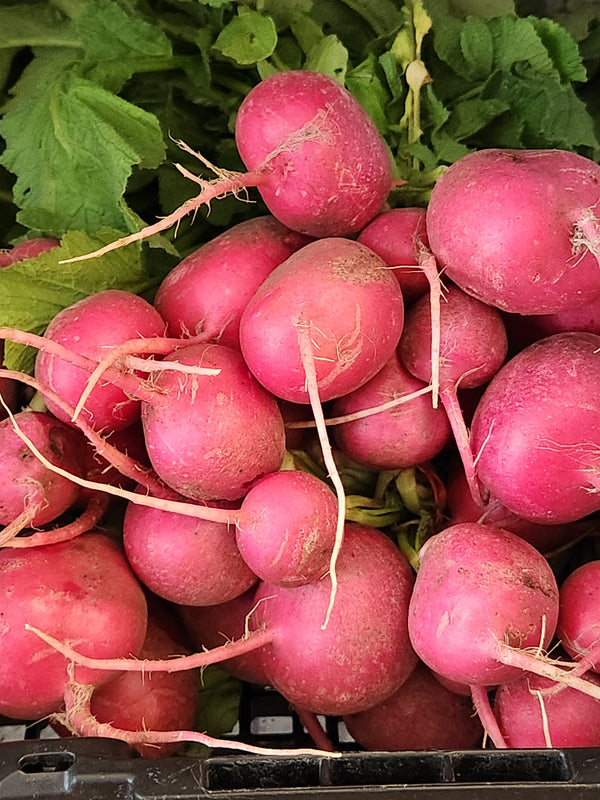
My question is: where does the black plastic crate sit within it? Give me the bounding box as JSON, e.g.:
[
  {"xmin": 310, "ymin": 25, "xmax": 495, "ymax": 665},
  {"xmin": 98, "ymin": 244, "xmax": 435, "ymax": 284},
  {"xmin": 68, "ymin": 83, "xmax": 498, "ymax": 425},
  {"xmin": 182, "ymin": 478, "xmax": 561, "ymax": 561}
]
[{"xmin": 2, "ymin": 684, "xmax": 600, "ymax": 799}]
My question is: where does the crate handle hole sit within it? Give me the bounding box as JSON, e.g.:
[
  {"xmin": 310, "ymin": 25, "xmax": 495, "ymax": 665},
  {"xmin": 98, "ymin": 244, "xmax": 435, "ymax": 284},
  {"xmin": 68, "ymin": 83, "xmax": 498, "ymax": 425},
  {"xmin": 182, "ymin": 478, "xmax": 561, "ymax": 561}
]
[{"xmin": 19, "ymin": 752, "xmax": 75, "ymax": 774}]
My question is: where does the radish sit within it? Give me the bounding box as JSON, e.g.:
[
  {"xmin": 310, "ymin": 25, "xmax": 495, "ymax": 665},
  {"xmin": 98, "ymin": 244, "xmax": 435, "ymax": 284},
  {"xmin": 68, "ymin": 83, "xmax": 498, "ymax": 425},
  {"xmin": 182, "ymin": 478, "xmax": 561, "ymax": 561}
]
[
  {"xmin": 470, "ymin": 331, "xmax": 600, "ymax": 523},
  {"xmin": 178, "ymin": 587, "xmax": 270, "ymax": 686},
  {"xmin": 407, "ymin": 522, "xmax": 600, "ymax": 723},
  {"xmin": 28, "ymin": 523, "xmax": 418, "ymax": 718},
  {"xmin": 344, "ymin": 660, "xmax": 484, "ymax": 751},
  {"xmin": 0, "ymin": 237, "xmax": 60, "ymax": 267},
  {"xmin": 35, "ymin": 289, "xmax": 167, "ymax": 433},
  {"xmin": 59, "ymin": 602, "xmax": 200, "ymax": 758},
  {"xmin": 140, "ymin": 341, "xmax": 286, "ymax": 502},
  {"xmin": 426, "ymin": 148, "xmax": 600, "ymax": 314},
  {"xmin": 0, "ymin": 409, "xmax": 86, "ymax": 541},
  {"xmin": 399, "ymin": 282, "xmax": 508, "ymax": 504},
  {"xmin": 154, "ymin": 215, "xmax": 311, "ymax": 349},
  {"xmin": 357, "ymin": 207, "xmax": 431, "ymax": 305},
  {"xmin": 444, "ymin": 459, "xmax": 589, "ymax": 555},
  {"xmin": 0, "ymin": 531, "xmax": 148, "ymax": 720},
  {"xmin": 239, "ymin": 237, "xmax": 404, "ymax": 405},
  {"xmin": 556, "ymin": 561, "xmax": 600, "ymax": 675},
  {"xmin": 330, "ymin": 352, "xmax": 451, "ymax": 470},
  {"xmin": 123, "ymin": 495, "xmax": 258, "ymax": 606},
  {"xmin": 61, "ymin": 70, "xmax": 393, "ymax": 264},
  {"xmin": 235, "ymin": 469, "xmax": 338, "ymax": 586},
  {"xmin": 495, "ymin": 671, "xmax": 600, "ymax": 748}
]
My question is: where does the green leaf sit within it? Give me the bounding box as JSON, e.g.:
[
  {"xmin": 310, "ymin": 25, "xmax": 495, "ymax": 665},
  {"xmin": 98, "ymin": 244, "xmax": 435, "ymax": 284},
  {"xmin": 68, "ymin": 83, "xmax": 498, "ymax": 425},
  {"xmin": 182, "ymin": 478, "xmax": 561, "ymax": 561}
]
[
  {"xmin": 346, "ymin": 54, "xmax": 391, "ymax": 135},
  {"xmin": 304, "ymin": 34, "xmax": 348, "ymax": 82},
  {"xmin": 0, "ymin": 229, "xmax": 158, "ymax": 373},
  {"xmin": 488, "ymin": 15, "xmax": 555, "ymax": 75},
  {"xmin": 460, "ymin": 16, "xmax": 494, "ymax": 81},
  {"xmin": 74, "ymin": 0, "xmax": 172, "ymax": 62},
  {"xmin": 0, "ymin": 3, "xmax": 79, "ymax": 49},
  {"xmin": 448, "ymin": 0, "xmax": 515, "ymax": 18},
  {"xmin": 213, "ymin": 10, "xmax": 278, "ymax": 65},
  {"xmin": 185, "ymin": 665, "xmax": 241, "ymax": 756},
  {"xmin": 0, "ymin": 49, "xmax": 166, "ymax": 236},
  {"xmin": 338, "ymin": 0, "xmax": 403, "ymax": 36},
  {"xmin": 530, "ymin": 16, "xmax": 588, "ymax": 83}
]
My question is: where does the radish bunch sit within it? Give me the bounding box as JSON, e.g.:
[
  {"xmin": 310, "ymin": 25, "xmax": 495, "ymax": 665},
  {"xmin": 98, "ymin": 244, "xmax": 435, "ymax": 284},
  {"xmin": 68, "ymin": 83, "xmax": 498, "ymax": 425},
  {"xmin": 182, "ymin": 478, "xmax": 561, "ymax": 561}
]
[{"xmin": 3, "ymin": 70, "xmax": 600, "ymax": 756}]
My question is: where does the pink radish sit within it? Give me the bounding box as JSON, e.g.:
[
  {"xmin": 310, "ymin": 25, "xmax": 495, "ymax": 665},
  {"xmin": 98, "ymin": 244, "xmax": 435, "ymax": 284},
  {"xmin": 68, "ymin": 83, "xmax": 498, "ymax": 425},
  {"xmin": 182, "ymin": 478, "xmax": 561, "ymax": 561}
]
[
  {"xmin": 0, "ymin": 409, "xmax": 86, "ymax": 539},
  {"xmin": 140, "ymin": 341, "xmax": 286, "ymax": 502},
  {"xmin": 154, "ymin": 215, "xmax": 310, "ymax": 349},
  {"xmin": 426, "ymin": 148, "xmax": 600, "ymax": 314},
  {"xmin": 407, "ymin": 522, "xmax": 600, "ymax": 724},
  {"xmin": 35, "ymin": 289, "xmax": 166, "ymax": 433},
  {"xmin": 470, "ymin": 331, "xmax": 600, "ymax": 523},
  {"xmin": 344, "ymin": 660, "xmax": 484, "ymax": 751},
  {"xmin": 398, "ymin": 282, "xmax": 508, "ymax": 504},
  {"xmin": 0, "ymin": 532, "xmax": 148, "ymax": 720},
  {"xmin": 123, "ymin": 495, "xmax": 257, "ymax": 606},
  {"xmin": 330, "ymin": 352, "xmax": 451, "ymax": 469},
  {"xmin": 60, "ymin": 70, "xmax": 393, "ymax": 264},
  {"xmin": 495, "ymin": 671, "xmax": 600, "ymax": 748},
  {"xmin": 357, "ymin": 207, "xmax": 431, "ymax": 304},
  {"xmin": 235, "ymin": 469, "xmax": 338, "ymax": 586},
  {"xmin": 239, "ymin": 236, "xmax": 404, "ymax": 405}
]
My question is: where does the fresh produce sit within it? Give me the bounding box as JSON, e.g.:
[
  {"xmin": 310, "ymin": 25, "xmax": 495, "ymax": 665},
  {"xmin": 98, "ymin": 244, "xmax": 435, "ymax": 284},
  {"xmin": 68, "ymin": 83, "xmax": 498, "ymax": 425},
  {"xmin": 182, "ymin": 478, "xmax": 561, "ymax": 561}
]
[{"xmin": 2, "ymin": 0, "xmax": 600, "ymax": 762}]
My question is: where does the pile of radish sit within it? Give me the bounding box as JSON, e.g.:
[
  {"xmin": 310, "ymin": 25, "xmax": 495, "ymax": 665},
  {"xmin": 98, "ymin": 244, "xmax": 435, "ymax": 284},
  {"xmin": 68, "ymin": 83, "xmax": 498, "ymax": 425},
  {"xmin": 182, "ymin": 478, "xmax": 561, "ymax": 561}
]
[{"xmin": 4, "ymin": 69, "xmax": 600, "ymax": 757}]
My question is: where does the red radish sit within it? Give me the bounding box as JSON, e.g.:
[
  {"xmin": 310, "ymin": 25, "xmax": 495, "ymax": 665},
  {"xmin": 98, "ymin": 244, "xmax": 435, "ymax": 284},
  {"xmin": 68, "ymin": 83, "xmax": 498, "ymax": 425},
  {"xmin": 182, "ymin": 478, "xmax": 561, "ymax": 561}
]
[
  {"xmin": 0, "ymin": 237, "xmax": 59, "ymax": 267},
  {"xmin": 556, "ymin": 561, "xmax": 600, "ymax": 674},
  {"xmin": 407, "ymin": 523, "xmax": 600, "ymax": 701},
  {"xmin": 66, "ymin": 604, "xmax": 199, "ymax": 758},
  {"xmin": 470, "ymin": 332, "xmax": 600, "ymax": 523},
  {"xmin": 503, "ymin": 294, "xmax": 600, "ymax": 353},
  {"xmin": 344, "ymin": 660, "xmax": 484, "ymax": 751},
  {"xmin": 35, "ymin": 290, "xmax": 166, "ymax": 434},
  {"xmin": 123, "ymin": 495, "xmax": 257, "ymax": 606},
  {"xmin": 495, "ymin": 671, "xmax": 600, "ymax": 748},
  {"xmin": 330, "ymin": 353, "xmax": 451, "ymax": 469},
  {"xmin": 239, "ymin": 237, "xmax": 404, "ymax": 405},
  {"xmin": 399, "ymin": 282, "xmax": 508, "ymax": 504},
  {"xmin": 235, "ymin": 470, "xmax": 338, "ymax": 586},
  {"xmin": 178, "ymin": 587, "xmax": 270, "ymax": 685},
  {"xmin": 0, "ymin": 410, "xmax": 86, "ymax": 537},
  {"xmin": 357, "ymin": 207, "xmax": 431, "ymax": 304},
  {"xmin": 140, "ymin": 341, "xmax": 286, "ymax": 502},
  {"xmin": 154, "ymin": 216, "xmax": 310, "ymax": 349},
  {"xmin": 426, "ymin": 148, "xmax": 600, "ymax": 314},
  {"xmin": 249, "ymin": 522, "xmax": 418, "ymax": 716},
  {"xmin": 0, "ymin": 532, "xmax": 148, "ymax": 720},
  {"xmin": 444, "ymin": 460, "xmax": 589, "ymax": 555},
  {"xmin": 29, "ymin": 523, "xmax": 418, "ymax": 718},
  {"xmin": 61, "ymin": 71, "xmax": 393, "ymax": 264}
]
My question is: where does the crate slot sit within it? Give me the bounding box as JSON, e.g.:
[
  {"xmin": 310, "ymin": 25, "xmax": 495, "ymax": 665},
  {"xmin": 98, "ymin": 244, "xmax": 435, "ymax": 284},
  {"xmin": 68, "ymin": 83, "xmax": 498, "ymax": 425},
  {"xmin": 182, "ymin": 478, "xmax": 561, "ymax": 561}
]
[
  {"xmin": 325, "ymin": 753, "xmax": 446, "ymax": 786},
  {"xmin": 205, "ymin": 755, "xmax": 322, "ymax": 791},
  {"xmin": 18, "ymin": 750, "xmax": 75, "ymax": 774},
  {"xmin": 451, "ymin": 750, "xmax": 571, "ymax": 783}
]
